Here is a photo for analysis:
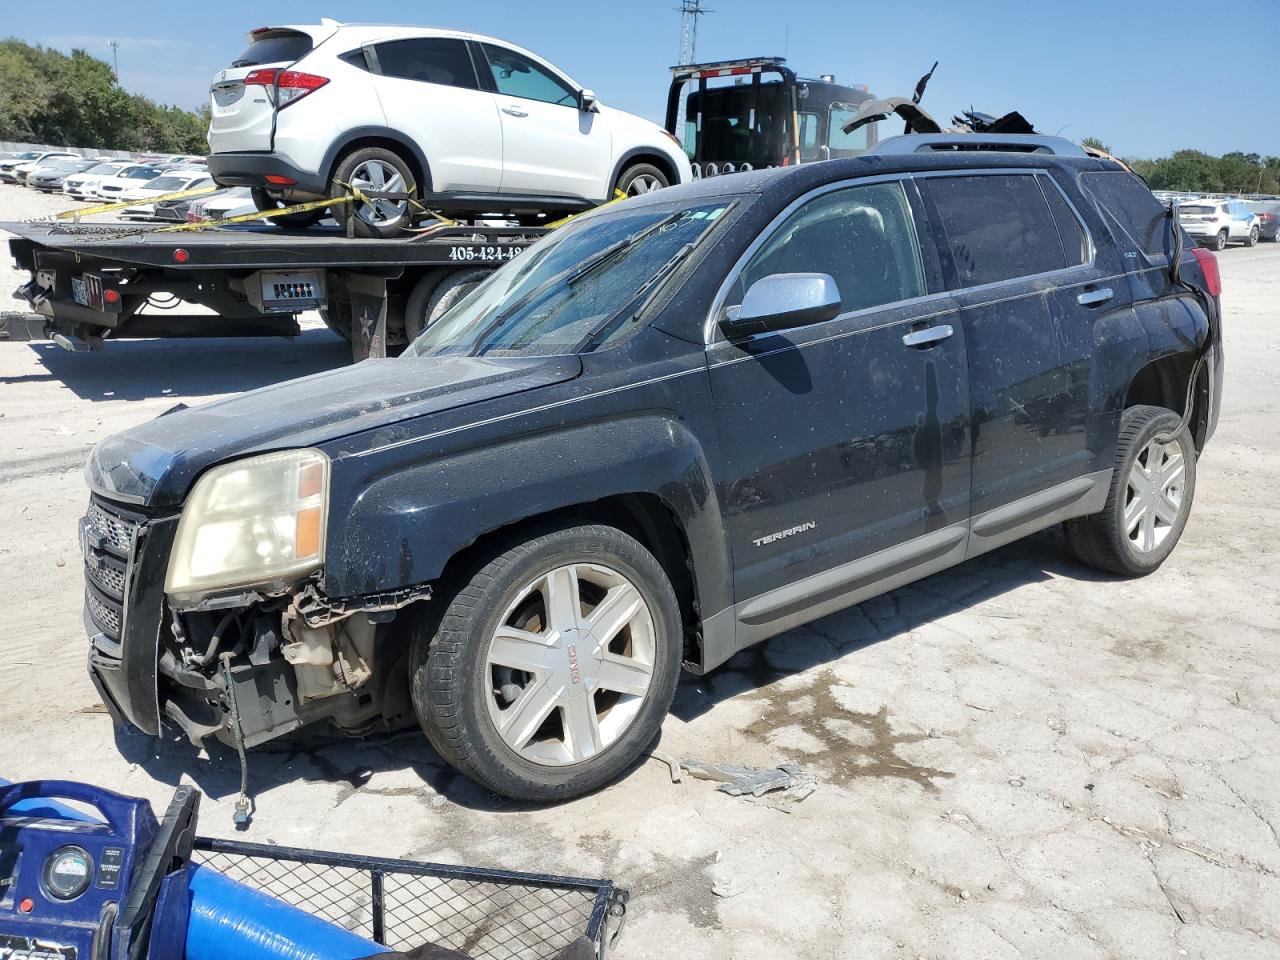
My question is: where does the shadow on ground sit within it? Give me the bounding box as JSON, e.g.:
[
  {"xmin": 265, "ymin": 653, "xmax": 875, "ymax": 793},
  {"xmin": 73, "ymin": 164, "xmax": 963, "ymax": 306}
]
[
  {"xmin": 114, "ymin": 528, "xmax": 1114, "ymax": 813},
  {"xmin": 10, "ymin": 329, "xmax": 351, "ymax": 401}
]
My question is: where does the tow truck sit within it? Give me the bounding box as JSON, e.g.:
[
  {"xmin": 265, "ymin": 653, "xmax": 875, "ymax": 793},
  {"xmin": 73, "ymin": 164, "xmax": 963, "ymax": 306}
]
[{"xmin": 3, "ymin": 219, "xmax": 547, "ymax": 361}]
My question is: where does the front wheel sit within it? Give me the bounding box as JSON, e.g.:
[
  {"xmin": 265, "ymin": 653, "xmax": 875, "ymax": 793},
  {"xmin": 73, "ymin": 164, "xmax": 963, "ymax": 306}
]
[
  {"xmin": 614, "ymin": 162, "xmax": 670, "ymax": 198},
  {"xmin": 250, "ymin": 188, "xmax": 326, "ymax": 229},
  {"xmin": 330, "ymin": 147, "xmax": 417, "ymax": 239},
  {"xmin": 1064, "ymin": 405, "xmax": 1196, "ymax": 576},
  {"xmin": 410, "ymin": 524, "xmax": 683, "ymax": 801},
  {"xmin": 1246, "ymin": 225, "xmax": 1259, "ymax": 247}
]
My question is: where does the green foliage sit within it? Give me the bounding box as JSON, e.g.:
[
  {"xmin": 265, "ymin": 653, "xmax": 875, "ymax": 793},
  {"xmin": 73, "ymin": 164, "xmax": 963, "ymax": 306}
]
[
  {"xmin": 1080, "ymin": 136, "xmax": 1111, "ymax": 154},
  {"xmin": 0, "ymin": 38, "xmax": 206, "ymax": 153},
  {"xmin": 1126, "ymin": 148, "xmax": 1280, "ymax": 195}
]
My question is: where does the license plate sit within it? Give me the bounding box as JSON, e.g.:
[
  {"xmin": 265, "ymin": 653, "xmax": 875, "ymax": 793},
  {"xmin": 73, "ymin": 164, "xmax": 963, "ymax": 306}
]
[{"xmin": 72, "ymin": 277, "xmax": 89, "ymax": 306}]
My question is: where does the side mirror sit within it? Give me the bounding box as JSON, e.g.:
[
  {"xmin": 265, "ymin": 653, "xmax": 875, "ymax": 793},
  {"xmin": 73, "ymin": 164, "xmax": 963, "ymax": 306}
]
[
  {"xmin": 578, "ymin": 88, "xmax": 598, "ymax": 112},
  {"xmin": 720, "ymin": 273, "xmax": 842, "ymax": 338}
]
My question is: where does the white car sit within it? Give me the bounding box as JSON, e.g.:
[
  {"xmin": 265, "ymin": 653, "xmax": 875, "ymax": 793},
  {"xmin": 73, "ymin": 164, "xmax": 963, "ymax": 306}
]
[
  {"xmin": 64, "ymin": 162, "xmax": 132, "ymax": 200},
  {"xmin": 1178, "ymin": 199, "xmax": 1261, "ymax": 250},
  {"xmin": 91, "ymin": 164, "xmax": 163, "ymax": 201},
  {"xmin": 2, "ymin": 151, "xmax": 78, "ymax": 184},
  {"xmin": 207, "ymin": 21, "xmax": 691, "ymax": 236},
  {"xmin": 185, "ymin": 187, "xmax": 257, "ymax": 222},
  {"xmin": 121, "ymin": 171, "xmax": 215, "ymax": 220}
]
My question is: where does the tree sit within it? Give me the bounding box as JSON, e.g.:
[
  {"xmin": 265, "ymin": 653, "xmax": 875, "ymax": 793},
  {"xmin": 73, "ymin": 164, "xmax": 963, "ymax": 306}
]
[
  {"xmin": 1081, "ymin": 136, "xmax": 1112, "ymax": 154},
  {"xmin": 1148, "ymin": 150, "xmax": 1222, "ymax": 193}
]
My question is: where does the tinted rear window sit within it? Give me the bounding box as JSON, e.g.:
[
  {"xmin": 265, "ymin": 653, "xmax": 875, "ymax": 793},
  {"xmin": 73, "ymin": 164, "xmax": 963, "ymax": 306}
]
[
  {"xmin": 374, "ymin": 37, "xmax": 478, "ymax": 89},
  {"xmin": 232, "ymin": 30, "xmax": 312, "ymax": 68},
  {"xmin": 1082, "ymin": 171, "xmax": 1172, "ymax": 258},
  {"xmin": 928, "ymin": 174, "xmax": 1072, "ymax": 287}
]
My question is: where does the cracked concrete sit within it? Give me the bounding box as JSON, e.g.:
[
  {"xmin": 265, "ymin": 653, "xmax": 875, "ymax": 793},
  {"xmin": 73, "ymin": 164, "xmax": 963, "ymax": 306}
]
[{"xmin": 2, "ymin": 184, "xmax": 1278, "ymax": 957}]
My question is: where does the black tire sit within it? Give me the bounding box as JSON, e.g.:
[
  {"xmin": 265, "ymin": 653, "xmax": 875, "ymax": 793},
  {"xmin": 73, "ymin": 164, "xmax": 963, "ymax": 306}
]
[
  {"xmin": 250, "ymin": 188, "xmax": 326, "ymax": 230},
  {"xmin": 1064, "ymin": 405, "xmax": 1196, "ymax": 576},
  {"xmin": 614, "ymin": 162, "xmax": 670, "ymax": 198},
  {"xmin": 420, "ymin": 268, "xmax": 489, "ymax": 333},
  {"xmin": 403, "ymin": 269, "xmax": 447, "ymax": 342},
  {"xmin": 330, "ymin": 147, "xmax": 417, "ymax": 239},
  {"xmin": 409, "ymin": 524, "xmax": 683, "ymax": 801},
  {"xmin": 1212, "ymin": 229, "xmax": 1228, "ymax": 251},
  {"xmin": 1246, "ymin": 226, "xmax": 1259, "ymax": 247}
]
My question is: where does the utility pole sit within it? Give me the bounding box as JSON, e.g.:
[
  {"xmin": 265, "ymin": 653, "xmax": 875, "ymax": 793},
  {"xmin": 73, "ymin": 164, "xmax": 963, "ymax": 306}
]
[
  {"xmin": 107, "ymin": 40, "xmax": 120, "ymax": 81},
  {"xmin": 676, "ymin": 0, "xmax": 711, "ymax": 66}
]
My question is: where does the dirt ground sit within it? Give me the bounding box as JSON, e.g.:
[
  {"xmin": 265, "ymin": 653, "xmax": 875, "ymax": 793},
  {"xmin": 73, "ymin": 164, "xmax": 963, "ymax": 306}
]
[{"xmin": 2, "ymin": 181, "xmax": 1278, "ymax": 959}]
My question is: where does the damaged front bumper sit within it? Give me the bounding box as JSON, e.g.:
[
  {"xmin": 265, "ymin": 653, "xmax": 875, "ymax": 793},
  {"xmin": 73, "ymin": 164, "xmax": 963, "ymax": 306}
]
[{"xmin": 82, "ymin": 494, "xmax": 430, "ymax": 752}]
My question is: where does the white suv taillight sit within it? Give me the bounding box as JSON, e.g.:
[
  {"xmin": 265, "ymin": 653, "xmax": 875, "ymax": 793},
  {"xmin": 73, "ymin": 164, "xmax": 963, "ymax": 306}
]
[{"xmin": 244, "ymin": 69, "xmax": 329, "ymax": 108}]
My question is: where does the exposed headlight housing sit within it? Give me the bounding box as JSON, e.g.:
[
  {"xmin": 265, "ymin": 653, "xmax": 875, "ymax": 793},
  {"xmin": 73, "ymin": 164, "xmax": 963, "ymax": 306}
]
[{"xmin": 165, "ymin": 449, "xmax": 329, "ymax": 605}]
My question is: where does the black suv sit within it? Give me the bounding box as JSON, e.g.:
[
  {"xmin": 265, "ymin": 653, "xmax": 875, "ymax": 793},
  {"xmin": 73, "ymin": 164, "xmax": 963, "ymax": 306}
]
[{"xmin": 82, "ymin": 146, "xmax": 1223, "ymax": 801}]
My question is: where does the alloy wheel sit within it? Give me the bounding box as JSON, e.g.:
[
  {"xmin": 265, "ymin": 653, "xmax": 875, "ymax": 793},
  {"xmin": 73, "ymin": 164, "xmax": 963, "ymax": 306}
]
[
  {"xmin": 1124, "ymin": 438, "xmax": 1186, "ymax": 554},
  {"xmin": 349, "ymin": 159, "xmax": 409, "ymax": 225},
  {"xmin": 626, "ymin": 174, "xmax": 665, "ymax": 196},
  {"xmin": 484, "ymin": 563, "xmax": 657, "ymax": 766}
]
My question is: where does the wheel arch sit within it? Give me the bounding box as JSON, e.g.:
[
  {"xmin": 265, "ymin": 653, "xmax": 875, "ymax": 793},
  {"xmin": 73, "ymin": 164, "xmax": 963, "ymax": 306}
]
[
  {"xmin": 323, "ymin": 127, "xmax": 432, "ymax": 195},
  {"xmin": 1123, "ymin": 351, "xmax": 1211, "ymax": 451},
  {"xmin": 610, "ymin": 149, "xmax": 681, "ymax": 195}
]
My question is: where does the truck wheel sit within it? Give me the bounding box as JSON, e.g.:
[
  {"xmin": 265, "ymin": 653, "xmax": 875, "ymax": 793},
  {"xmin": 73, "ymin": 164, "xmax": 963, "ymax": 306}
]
[
  {"xmin": 250, "ymin": 188, "xmax": 326, "ymax": 229},
  {"xmin": 1212, "ymin": 229, "xmax": 1228, "ymax": 251},
  {"xmin": 409, "ymin": 524, "xmax": 683, "ymax": 801},
  {"xmin": 416, "ymin": 268, "xmax": 489, "ymax": 335},
  {"xmin": 614, "ymin": 163, "xmax": 669, "ymax": 198},
  {"xmin": 1246, "ymin": 225, "xmax": 1259, "ymax": 247},
  {"xmin": 330, "ymin": 148, "xmax": 417, "ymax": 239},
  {"xmin": 1064, "ymin": 405, "xmax": 1196, "ymax": 577}
]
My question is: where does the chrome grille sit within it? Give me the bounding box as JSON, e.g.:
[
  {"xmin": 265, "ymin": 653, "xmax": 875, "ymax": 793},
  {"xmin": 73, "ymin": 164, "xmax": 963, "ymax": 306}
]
[
  {"xmin": 86, "ymin": 588, "xmax": 122, "ymax": 636},
  {"xmin": 82, "ymin": 497, "xmax": 142, "ymax": 644},
  {"xmin": 86, "ymin": 556, "xmax": 126, "ymax": 597},
  {"xmin": 86, "ymin": 499, "xmax": 135, "ymax": 554}
]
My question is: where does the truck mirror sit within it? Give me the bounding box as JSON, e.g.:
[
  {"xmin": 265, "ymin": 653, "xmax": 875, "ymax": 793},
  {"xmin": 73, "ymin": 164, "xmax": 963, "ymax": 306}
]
[{"xmin": 720, "ymin": 273, "xmax": 842, "ymax": 338}]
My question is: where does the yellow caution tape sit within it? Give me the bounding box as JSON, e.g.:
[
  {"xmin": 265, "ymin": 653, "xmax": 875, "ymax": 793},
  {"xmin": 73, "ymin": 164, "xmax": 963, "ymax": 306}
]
[
  {"xmin": 152, "ymin": 193, "xmax": 351, "ymax": 233},
  {"xmin": 53, "ymin": 185, "xmax": 220, "ymax": 221}
]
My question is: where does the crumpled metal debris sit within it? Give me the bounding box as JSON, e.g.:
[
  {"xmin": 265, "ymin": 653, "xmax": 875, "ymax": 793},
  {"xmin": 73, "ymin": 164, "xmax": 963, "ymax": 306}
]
[{"xmin": 668, "ymin": 758, "xmax": 817, "ymax": 802}]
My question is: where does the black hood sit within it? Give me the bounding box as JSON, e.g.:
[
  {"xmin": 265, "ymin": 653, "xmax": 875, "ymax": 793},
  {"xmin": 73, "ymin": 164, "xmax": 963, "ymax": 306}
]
[{"xmin": 86, "ymin": 354, "xmax": 582, "ymax": 508}]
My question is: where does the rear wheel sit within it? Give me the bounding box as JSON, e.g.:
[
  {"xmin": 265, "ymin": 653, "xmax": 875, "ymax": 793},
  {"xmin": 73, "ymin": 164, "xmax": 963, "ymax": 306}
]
[
  {"xmin": 1246, "ymin": 225, "xmax": 1259, "ymax": 247},
  {"xmin": 1212, "ymin": 229, "xmax": 1228, "ymax": 251},
  {"xmin": 330, "ymin": 147, "xmax": 417, "ymax": 239},
  {"xmin": 1064, "ymin": 405, "xmax": 1196, "ymax": 576},
  {"xmin": 614, "ymin": 162, "xmax": 670, "ymax": 198},
  {"xmin": 250, "ymin": 188, "xmax": 326, "ymax": 229},
  {"xmin": 416, "ymin": 268, "xmax": 489, "ymax": 337},
  {"xmin": 409, "ymin": 524, "xmax": 682, "ymax": 800}
]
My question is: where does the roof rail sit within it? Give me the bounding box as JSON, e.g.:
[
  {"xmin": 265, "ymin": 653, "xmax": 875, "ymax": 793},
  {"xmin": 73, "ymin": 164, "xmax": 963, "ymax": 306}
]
[{"xmin": 869, "ymin": 134, "xmax": 1089, "ymax": 157}]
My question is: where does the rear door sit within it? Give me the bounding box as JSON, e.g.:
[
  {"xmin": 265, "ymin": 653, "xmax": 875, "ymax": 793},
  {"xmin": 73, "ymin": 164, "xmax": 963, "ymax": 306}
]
[
  {"xmin": 707, "ymin": 177, "xmax": 971, "ymax": 640},
  {"xmin": 919, "ymin": 170, "xmax": 1105, "ymax": 546},
  {"xmin": 366, "ymin": 36, "xmax": 502, "ymax": 193},
  {"xmin": 209, "ymin": 27, "xmax": 323, "ymax": 152},
  {"xmin": 474, "ymin": 41, "xmax": 612, "ymax": 201}
]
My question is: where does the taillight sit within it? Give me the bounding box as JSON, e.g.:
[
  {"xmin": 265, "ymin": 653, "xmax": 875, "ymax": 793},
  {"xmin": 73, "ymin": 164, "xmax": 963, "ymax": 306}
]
[
  {"xmin": 244, "ymin": 69, "xmax": 328, "ymax": 108},
  {"xmin": 1191, "ymin": 247, "xmax": 1221, "ymax": 297}
]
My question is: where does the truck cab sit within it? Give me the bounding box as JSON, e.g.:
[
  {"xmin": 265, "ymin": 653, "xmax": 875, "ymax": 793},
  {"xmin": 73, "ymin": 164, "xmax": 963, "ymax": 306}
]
[{"xmin": 665, "ymin": 57, "xmax": 879, "ymax": 179}]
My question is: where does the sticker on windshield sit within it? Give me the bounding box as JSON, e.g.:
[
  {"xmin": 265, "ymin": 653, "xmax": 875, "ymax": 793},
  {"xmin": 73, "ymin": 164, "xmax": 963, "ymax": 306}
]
[{"xmin": 706, "ymin": 207, "xmax": 726, "ymax": 220}]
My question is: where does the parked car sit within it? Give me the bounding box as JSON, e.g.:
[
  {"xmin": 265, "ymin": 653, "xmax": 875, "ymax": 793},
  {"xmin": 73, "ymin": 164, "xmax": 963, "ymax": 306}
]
[
  {"xmin": 3, "ymin": 151, "xmax": 78, "ymax": 184},
  {"xmin": 1177, "ymin": 198, "xmax": 1260, "ymax": 249},
  {"xmin": 83, "ymin": 145, "xmax": 1222, "ymax": 801},
  {"xmin": 1244, "ymin": 200, "xmax": 1280, "ymax": 242},
  {"xmin": 178, "ymin": 185, "xmax": 257, "ymax": 222},
  {"xmin": 0, "ymin": 151, "xmax": 43, "ymax": 180},
  {"xmin": 91, "ymin": 164, "xmax": 162, "ymax": 201},
  {"xmin": 120, "ymin": 172, "xmax": 215, "ymax": 219},
  {"xmin": 206, "ymin": 21, "xmax": 691, "ymax": 236},
  {"xmin": 27, "ymin": 158, "xmax": 100, "ymax": 192},
  {"xmin": 64, "ymin": 162, "xmax": 131, "ymax": 200}
]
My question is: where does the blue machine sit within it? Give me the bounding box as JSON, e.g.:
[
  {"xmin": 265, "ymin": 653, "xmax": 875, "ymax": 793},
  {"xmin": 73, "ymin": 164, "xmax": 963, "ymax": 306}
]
[{"xmin": 0, "ymin": 781, "xmax": 382, "ymax": 960}]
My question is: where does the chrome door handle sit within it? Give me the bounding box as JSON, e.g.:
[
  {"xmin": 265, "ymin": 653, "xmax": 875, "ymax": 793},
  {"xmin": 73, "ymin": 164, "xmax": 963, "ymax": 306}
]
[
  {"xmin": 502, "ymin": 105, "xmax": 529, "ymax": 117},
  {"xmin": 902, "ymin": 324, "xmax": 954, "ymax": 348},
  {"xmin": 1076, "ymin": 287, "xmax": 1114, "ymax": 306}
]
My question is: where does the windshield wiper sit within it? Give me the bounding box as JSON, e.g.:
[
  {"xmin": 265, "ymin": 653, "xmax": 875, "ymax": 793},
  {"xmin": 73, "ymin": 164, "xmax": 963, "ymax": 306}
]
[
  {"xmin": 576, "ymin": 241, "xmax": 700, "ymax": 351},
  {"xmin": 468, "ymin": 210, "xmax": 684, "ymax": 356}
]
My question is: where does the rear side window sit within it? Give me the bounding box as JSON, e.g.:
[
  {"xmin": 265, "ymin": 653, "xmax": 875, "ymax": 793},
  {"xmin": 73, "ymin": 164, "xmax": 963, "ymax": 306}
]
[
  {"xmin": 928, "ymin": 174, "xmax": 1071, "ymax": 287},
  {"xmin": 729, "ymin": 181, "xmax": 926, "ymax": 315},
  {"xmin": 374, "ymin": 37, "xmax": 479, "ymax": 89},
  {"xmin": 1080, "ymin": 171, "xmax": 1169, "ymax": 259},
  {"xmin": 1040, "ymin": 179, "xmax": 1090, "ymax": 266},
  {"xmin": 232, "ymin": 30, "xmax": 312, "ymax": 68}
]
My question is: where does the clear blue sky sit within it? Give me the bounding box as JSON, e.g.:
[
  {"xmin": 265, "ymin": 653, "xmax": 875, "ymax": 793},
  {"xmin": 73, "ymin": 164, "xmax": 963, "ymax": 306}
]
[{"xmin": 11, "ymin": 0, "xmax": 1278, "ymax": 158}]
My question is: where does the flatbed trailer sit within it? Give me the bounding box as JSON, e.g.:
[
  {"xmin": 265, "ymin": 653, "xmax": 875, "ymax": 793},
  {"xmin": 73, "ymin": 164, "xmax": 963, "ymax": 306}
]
[{"xmin": 3, "ymin": 221, "xmax": 548, "ymax": 361}]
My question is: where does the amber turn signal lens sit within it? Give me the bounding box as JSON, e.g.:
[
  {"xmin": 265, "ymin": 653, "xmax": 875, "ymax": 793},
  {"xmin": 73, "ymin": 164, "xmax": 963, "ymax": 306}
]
[
  {"xmin": 295, "ymin": 506, "xmax": 322, "ymax": 559},
  {"xmin": 297, "ymin": 460, "xmax": 324, "ymax": 499}
]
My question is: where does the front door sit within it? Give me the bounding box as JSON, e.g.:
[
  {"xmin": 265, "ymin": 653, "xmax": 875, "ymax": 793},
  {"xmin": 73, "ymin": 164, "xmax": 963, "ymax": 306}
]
[
  {"xmin": 707, "ymin": 178, "xmax": 971, "ymax": 644},
  {"xmin": 474, "ymin": 42, "xmax": 612, "ymax": 201}
]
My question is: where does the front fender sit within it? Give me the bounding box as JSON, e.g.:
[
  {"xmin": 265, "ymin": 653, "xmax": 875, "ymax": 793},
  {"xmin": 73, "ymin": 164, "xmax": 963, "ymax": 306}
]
[{"xmin": 323, "ymin": 415, "xmax": 730, "ymax": 616}]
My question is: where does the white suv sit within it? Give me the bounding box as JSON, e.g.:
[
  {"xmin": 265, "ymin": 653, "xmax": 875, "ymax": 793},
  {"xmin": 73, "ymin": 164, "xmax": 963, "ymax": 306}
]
[
  {"xmin": 207, "ymin": 21, "xmax": 691, "ymax": 236},
  {"xmin": 1177, "ymin": 198, "xmax": 1260, "ymax": 250}
]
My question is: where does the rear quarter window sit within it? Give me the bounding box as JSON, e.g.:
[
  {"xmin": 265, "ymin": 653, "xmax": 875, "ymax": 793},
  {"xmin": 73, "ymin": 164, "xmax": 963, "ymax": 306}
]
[
  {"xmin": 232, "ymin": 31, "xmax": 313, "ymax": 68},
  {"xmin": 1081, "ymin": 171, "xmax": 1170, "ymax": 259}
]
